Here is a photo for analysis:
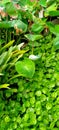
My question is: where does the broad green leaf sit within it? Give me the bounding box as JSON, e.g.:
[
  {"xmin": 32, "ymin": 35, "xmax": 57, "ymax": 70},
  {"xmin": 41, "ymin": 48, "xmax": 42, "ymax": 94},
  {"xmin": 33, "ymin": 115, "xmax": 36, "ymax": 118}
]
[
  {"xmin": 0, "ymin": 20, "xmax": 27, "ymax": 32},
  {"xmin": 46, "ymin": 3, "xmax": 57, "ymax": 12},
  {"xmin": 46, "ymin": 0, "xmax": 56, "ymax": 6},
  {"xmin": 47, "ymin": 22, "xmax": 59, "ymax": 35},
  {"xmin": 31, "ymin": 23, "xmax": 44, "ymax": 33},
  {"xmin": 55, "ymin": 25, "xmax": 59, "ymax": 34},
  {"xmin": 45, "ymin": 3, "xmax": 57, "ymax": 16},
  {"xmin": 19, "ymin": 0, "xmax": 34, "ymax": 6},
  {"xmin": 0, "ymin": 21, "xmax": 12, "ymax": 29},
  {"xmin": 49, "ymin": 10, "xmax": 59, "ymax": 16},
  {"xmin": 3, "ymin": 0, "xmax": 11, "ymax": 4},
  {"xmin": 28, "ymin": 41, "xmax": 40, "ymax": 47},
  {"xmin": 53, "ymin": 37, "xmax": 59, "ymax": 50},
  {"xmin": 19, "ymin": 0, "xmax": 30, "ymax": 6},
  {"xmin": 0, "ymin": 0, "xmax": 11, "ymax": 4},
  {"xmin": 25, "ymin": 34, "xmax": 42, "ymax": 41},
  {"xmin": 39, "ymin": 0, "xmax": 46, "ymax": 7},
  {"xmin": 15, "ymin": 59, "xmax": 35, "ymax": 78},
  {"xmin": 5, "ymin": 2, "xmax": 18, "ymax": 16}
]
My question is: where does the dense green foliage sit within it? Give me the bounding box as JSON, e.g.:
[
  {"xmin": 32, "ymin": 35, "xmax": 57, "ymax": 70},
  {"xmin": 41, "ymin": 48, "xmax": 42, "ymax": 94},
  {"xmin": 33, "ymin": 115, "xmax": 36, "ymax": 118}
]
[{"xmin": 0, "ymin": 0, "xmax": 59, "ymax": 130}]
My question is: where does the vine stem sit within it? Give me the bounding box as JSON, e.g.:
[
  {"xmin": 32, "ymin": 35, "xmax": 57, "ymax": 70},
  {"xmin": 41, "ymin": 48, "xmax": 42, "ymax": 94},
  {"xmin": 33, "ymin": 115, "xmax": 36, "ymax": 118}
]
[{"xmin": 8, "ymin": 74, "xmax": 23, "ymax": 82}]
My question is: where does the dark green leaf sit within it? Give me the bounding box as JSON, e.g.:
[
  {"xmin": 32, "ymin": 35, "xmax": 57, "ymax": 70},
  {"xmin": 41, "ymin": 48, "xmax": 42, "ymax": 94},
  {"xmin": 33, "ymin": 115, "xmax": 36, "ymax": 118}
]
[{"xmin": 49, "ymin": 11, "xmax": 59, "ymax": 16}]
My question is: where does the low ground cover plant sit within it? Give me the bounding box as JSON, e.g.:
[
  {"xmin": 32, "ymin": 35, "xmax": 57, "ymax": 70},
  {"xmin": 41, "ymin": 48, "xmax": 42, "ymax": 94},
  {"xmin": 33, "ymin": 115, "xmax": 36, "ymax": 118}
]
[{"xmin": 0, "ymin": 0, "xmax": 59, "ymax": 130}]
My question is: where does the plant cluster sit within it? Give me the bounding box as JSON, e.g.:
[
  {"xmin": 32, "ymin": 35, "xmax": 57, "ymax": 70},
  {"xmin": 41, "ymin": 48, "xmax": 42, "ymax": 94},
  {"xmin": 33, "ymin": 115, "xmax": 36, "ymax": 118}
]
[{"xmin": 0, "ymin": 0, "xmax": 59, "ymax": 130}]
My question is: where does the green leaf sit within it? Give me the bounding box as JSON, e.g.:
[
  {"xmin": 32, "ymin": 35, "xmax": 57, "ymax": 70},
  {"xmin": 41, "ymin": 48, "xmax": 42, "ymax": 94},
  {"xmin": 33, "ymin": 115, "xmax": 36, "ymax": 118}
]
[
  {"xmin": 54, "ymin": 25, "xmax": 59, "ymax": 35},
  {"xmin": 49, "ymin": 10, "xmax": 59, "ymax": 16},
  {"xmin": 0, "ymin": 20, "xmax": 27, "ymax": 32},
  {"xmin": 4, "ymin": 116, "xmax": 10, "ymax": 122},
  {"xmin": 5, "ymin": 2, "xmax": 18, "ymax": 16},
  {"xmin": 28, "ymin": 41, "xmax": 39, "ymax": 47},
  {"xmin": 47, "ymin": 22, "xmax": 59, "ymax": 35},
  {"xmin": 45, "ymin": 3, "xmax": 57, "ymax": 16},
  {"xmin": 25, "ymin": 34, "xmax": 42, "ymax": 41},
  {"xmin": 46, "ymin": 3, "xmax": 57, "ymax": 12},
  {"xmin": 19, "ymin": 0, "xmax": 34, "ymax": 6},
  {"xmin": 0, "ymin": 21, "xmax": 12, "ymax": 29},
  {"xmin": 53, "ymin": 37, "xmax": 59, "ymax": 50},
  {"xmin": 31, "ymin": 23, "xmax": 44, "ymax": 33},
  {"xmin": 0, "ymin": 52, "xmax": 7, "ymax": 65},
  {"xmin": 0, "ymin": 84, "xmax": 10, "ymax": 89},
  {"xmin": 46, "ymin": 102, "xmax": 52, "ymax": 110},
  {"xmin": 0, "ymin": 40, "xmax": 14, "ymax": 51},
  {"xmin": 3, "ymin": 0, "xmax": 11, "ymax": 4},
  {"xmin": 15, "ymin": 59, "xmax": 35, "ymax": 78},
  {"xmin": 0, "ymin": 0, "xmax": 11, "ymax": 4},
  {"xmin": 39, "ymin": 0, "xmax": 46, "ymax": 7}
]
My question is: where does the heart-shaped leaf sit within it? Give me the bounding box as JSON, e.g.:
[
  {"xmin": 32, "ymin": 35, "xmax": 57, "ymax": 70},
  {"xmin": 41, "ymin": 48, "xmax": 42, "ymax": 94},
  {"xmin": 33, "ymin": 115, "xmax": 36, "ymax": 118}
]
[{"xmin": 15, "ymin": 59, "xmax": 35, "ymax": 78}]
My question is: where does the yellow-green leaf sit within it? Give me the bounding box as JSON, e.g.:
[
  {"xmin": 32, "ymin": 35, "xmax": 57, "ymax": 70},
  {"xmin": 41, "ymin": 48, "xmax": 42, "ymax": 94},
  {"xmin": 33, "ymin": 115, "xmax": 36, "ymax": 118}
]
[{"xmin": 0, "ymin": 84, "xmax": 10, "ymax": 89}]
